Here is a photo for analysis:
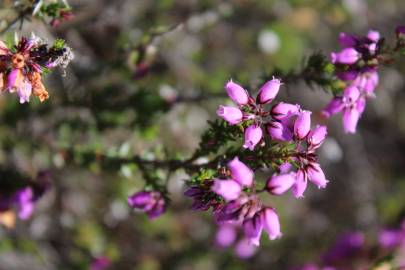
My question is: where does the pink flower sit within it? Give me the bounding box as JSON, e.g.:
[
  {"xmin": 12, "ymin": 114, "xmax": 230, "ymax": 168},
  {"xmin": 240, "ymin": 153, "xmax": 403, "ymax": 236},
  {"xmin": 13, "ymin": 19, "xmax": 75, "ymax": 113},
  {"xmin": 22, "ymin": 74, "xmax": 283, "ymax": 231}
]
[
  {"xmin": 257, "ymin": 78, "xmax": 281, "ymax": 104},
  {"xmin": 293, "ymin": 169, "xmax": 307, "ymax": 198},
  {"xmin": 322, "ymin": 98, "xmax": 344, "ymax": 118},
  {"xmin": 330, "ymin": 48, "xmax": 360, "ymax": 64},
  {"xmin": 227, "ymin": 157, "xmax": 254, "ymax": 187},
  {"xmin": 225, "ymin": 80, "xmax": 249, "ymax": 105},
  {"xmin": 294, "ymin": 110, "xmax": 312, "ymax": 140},
  {"xmin": 216, "ymin": 105, "xmax": 243, "ymax": 125},
  {"xmin": 266, "ymin": 172, "xmax": 296, "ymax": 195},
  {"xmin": 341, "ymin": 86, "xmax": 364, "ymax": 134},
  {"xmin": 261, "ymin": 208, "xmax": 282, "ymax": 240},
  {"xmin": 14, "ymin": 187, "xmax": 35, "ymax": 220},
  {"xmin": 243, "ymin": 125, "xmax": 263, "ymax": 150},
  {"xmin": 367, "ymin": 30, "xmax": 380, "ymax": 42},
  {"xmin": 307, "ymin": 163, "xmax": 329, "ymax": 189},
  {"xmin": 215, "ymin": 224, "xmax": 237, "ymax": 248},
  {"xmin": 267, "ymin": 120, "xmax": 293, "ymax": 142},
  {"xmin": 128, "ymin": 191, "xmax": 166, "ymax": 219},
  {"xmin": 353, "ymin": 71, "xmax": 379, "ymax": 96},
  {"xmin": 271, "ymin": 102, "xmax": 299, "ymax": 120},
  {"xmin": 212, "ymin": 179, "xmax": 242, "ymax": 201},
  {"xmin": 342, "ymin": 107, "xmax": 361, "ymax": 133},
  {"xmin": 338, "ymin": 32, "xmax": 357, "ymax": 48},
  {"xmin": 307, "ymin": 125, "xmax": 327, "ymax": 148},
  {"xmin": 243, "ymin": 215, "xmax": 263, "ymax": 246},
  {"xmin": 17, "ymin": 80, "xmax": 32, "ymax": 104},
  {"xmin": 234, "ymin": 238, "xmax": 257, "ymax": 259}
]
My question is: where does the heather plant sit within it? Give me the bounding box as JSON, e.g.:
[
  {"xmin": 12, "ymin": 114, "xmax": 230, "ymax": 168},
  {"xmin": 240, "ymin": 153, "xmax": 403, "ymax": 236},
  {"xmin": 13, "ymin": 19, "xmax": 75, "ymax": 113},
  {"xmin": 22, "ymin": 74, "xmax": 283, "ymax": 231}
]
[{"xmin": 0, "ymin": 1, "xmax": 405, "ymax": 269}]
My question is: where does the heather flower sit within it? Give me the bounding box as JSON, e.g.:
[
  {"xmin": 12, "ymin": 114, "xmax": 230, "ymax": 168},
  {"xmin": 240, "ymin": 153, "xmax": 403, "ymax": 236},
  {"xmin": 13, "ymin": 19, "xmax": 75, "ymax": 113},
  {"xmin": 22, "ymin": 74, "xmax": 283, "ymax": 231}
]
[
  {"xmin": 212, "ymin": 179, "xmax": 242, "ymax": 201},
  {"xmin": 225, "ymin": 80, "xmax": 249, "ymax": 105},
  {"xmin": 261, "ymin": 207, "xmax": 282, "ymax": 240},
  {"xmin": 294, "ymin": 110, "xmax": 312, "ymax": 139},
  {"xmin": 184, "ymin": 182, "xmax": 220, "ymax": 211},
  {"xmin": 323, "ymin": 30, "xmax": 383, "ymax": 134},
  {"xmin": 338, "ymin": 32, "xmax": 357, "ymax": 47},
  {"xmin": 292, "ymin": 169, "xmax": 307, "ymax": 198},
  {"xmin": 322, "ymin": 86, "xmax": 366, "ymax": 134},
  {"xmin": 307, "ymin": 163, "xmax": 329, "ymax": 189},
  {"xmin": 212, "ymin": 157, "xmax": 253, "ymax": 201},
  {"xmin": 271, "ymin": 102, "xmax": 299, "ymax": 120},
  {"xmin": 266, "ymin": 172, "xmax": 296, "ymax": 195},
  {"xmin": 216, "ymin": 194, "xmax": 261, "ymax": 224},
  {"xmin": 243, "ymin": 124, "xmax": 263, "ymax": 150},
  {"xmin": 0, "ymin": 36, "xmax": 73, "ymax": 103},
  {"xmin": 257, "ymin": 78, "xmax": 281, "ymax": 104},
  {"xmin": 379, "ymin": 229, "xmax": 405, "ymax": 249},
  {"xmin": 330, "ymin": 48, "xmax": 360, "ymax": 64},
  {"xmin": 234, "ymin": 238, "xmax": 257, "ymax": 259},
  {"xmin": 307, "ymin": 125, "xmax": 327, "ymax": 148},
  {"xmin": 128, "ymin": 191, "xmax": 165, "ymax": 218},
  {"xmin": 215, "ymin": 224, "xmax": 237, "ymax": 248},
  {"xmin": 367, "ymin": 30, "xmax": 380, "ymax": 42},
  {"xmin": 227, "ymin": 157, "xmax": 254, "ymax": 187},
  {"xmin": 353, "ymin": 70, "xmax": 379, "ymax": 97},
  {"xmin": 13, "ymin": 187, "xmax": 35, "ymax": 220},
  {"xmin": 216, "ymin": 105, "xmax": 243, "ymax": 125},
  {"xmin": 243, "ymin": 214, "xmax": 263, "ymax": 246},
  {"xmin": 267, "ymin": 120, "xmax": 293, "ymax": 142}
]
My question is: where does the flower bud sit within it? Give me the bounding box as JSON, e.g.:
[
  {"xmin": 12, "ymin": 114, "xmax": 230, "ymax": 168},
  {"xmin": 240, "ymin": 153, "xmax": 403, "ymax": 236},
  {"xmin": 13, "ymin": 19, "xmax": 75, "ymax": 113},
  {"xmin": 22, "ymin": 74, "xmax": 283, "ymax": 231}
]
[
  {"xmin": 7, "ymin": 68, "xmax": 23, "ymax": 93},
  {"xmin": 307, "ymin": 125, "xmax": 327, "ymax": 148},
  {"xmin": 271, "ymin": 102, "xmax": 299, "ymax": 120},
  {"xmin": 212, "ymin": 179, "xmax": 242, "ymax": 201},
  {"xmin": 17, "ymin": 81, "xmax": 32, "ymax": 104},
  {"xmin": 243, "ymin": 125, "xmax": 263, "ymax": 151},
  {"xmin": 322, "ymin": 97, "xmax": 343, "ymax": 118},
  {"xmin": 227, "ymin": 157, "xmax": 254, "ymax": 187},
  {"xmin": 292, "ymin": 169, "xmax": 307, "ymax": 198},
  {"xmin": 225, "ymin": 80, "xmax": 249, "ymax": 105},
  {"xmin": 307, "ymin": 163, "xmax": 329, "ymax": 188},
  {"xmin": 234, "ymin": 238, "xmax": 257, "ymax": 259},
  {"xmin": 257, "ymin": 78, "xmax": 281, "ymax": 104},
  {"xmin": 338, "ymin": 32, "xmax": 357, "ymax": 47},
  {"xmin": 266, "ymin": 172, "xmax": 296, "ymax": 195},
  {"xmin": 215, "ymin": 225, "xmax": 237, "ymax": 248},
  {"xmin": 343, "ymin": 85, "xmax": 361, "ymax": 102},
  {"xmin": 267, "ymin": 121, "xmax": 293, "ymax": 142},
  {"xmin": 367, "ymin": 30, "xmax": 380, "ymax": 42},
  {"xmin": 261, "ymin": 208, "xmax": 282, "ymax": 240},
  {"xmin": 330, "ymin": 48, "xmax": 360, "ymax": 64},
  {"xmin": 216, "ymin": 105, "xmax": 243, "ymax": 125},
  {"xmin": 243, "ymin": 215, "xmax": 263, "ymax": 246},
  {"xmin": 14, "ymin": 187, "xmax": 34, "ymax": 220},
  {"xmin": 294, "ymin": 110, "xmax": 311, "ymax": 140},
  {"xmin": 128, "ymin": 191, "xmax": 165, "ymax": 218},
  {"xmin": 342, "ymin": 108, "xmax": 360, "ymax": 134}
]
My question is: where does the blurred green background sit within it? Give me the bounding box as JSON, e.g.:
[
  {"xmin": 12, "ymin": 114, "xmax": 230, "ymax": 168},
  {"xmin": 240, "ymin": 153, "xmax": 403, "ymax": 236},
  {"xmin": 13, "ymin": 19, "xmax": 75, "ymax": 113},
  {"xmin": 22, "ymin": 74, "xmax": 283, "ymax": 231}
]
[{"xmin": 1, "ymin": 0, "xmax": 405, "ymax": 269}]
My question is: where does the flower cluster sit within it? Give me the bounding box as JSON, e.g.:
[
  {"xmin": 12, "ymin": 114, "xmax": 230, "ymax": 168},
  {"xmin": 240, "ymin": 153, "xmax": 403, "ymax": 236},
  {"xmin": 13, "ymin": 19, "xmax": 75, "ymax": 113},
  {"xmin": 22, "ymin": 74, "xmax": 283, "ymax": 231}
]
[
  {"xmin": 322, "ymin": 30, "xmax": 381, "ymax": 133},
  {"xmin": 0, "ymin": 36, "xmax": 73, "ymax": 103},
  {"xmin": 0, "ymin": 184, "xmax": 49, "ymax": 228},
  {"xmin": 127, "ymin": 190, "xmax": 166, "ymax": 219},
  {"xmin": 218, "ymin": 79, "xmax": 329, "ymax": 197},
  {"xmin": 0, "ymin": 170, "xmax": 51, "ymax": 228},
  {"xmin": 183, "ymin": 79, "xmax": 329, "ymax": 250},
  {"xmin": 292, "ymin": 218, "xmax": 405, "ymax": 270}
]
